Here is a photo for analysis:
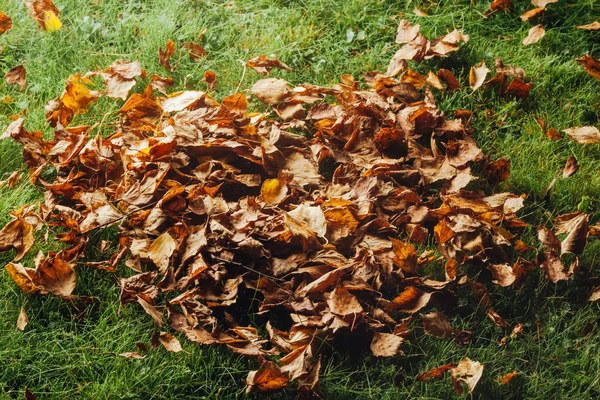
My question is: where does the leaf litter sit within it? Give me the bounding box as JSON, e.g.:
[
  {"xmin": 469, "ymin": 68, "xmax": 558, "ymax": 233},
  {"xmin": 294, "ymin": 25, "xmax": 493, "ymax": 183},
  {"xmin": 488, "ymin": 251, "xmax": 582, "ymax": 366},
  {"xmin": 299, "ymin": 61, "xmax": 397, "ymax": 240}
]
[{"xmin": 1, "ymin": 16, "xmax": 599, "ymax": 397}]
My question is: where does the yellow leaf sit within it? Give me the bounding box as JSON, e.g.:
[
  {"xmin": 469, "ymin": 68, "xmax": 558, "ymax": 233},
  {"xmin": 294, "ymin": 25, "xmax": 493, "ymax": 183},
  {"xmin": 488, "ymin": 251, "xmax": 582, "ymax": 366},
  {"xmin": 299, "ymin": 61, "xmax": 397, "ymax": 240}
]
[{"xmin": 43, "ymin": 11, "xmax": 62, "ymax": 32}]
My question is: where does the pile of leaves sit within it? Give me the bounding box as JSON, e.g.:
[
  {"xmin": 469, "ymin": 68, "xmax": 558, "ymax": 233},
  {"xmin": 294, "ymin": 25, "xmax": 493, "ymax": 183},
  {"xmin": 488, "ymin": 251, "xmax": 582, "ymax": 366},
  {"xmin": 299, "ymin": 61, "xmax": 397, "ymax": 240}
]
[{"xmin": 2, "ymin": 4, "xmax": 600, "ymax": 396}]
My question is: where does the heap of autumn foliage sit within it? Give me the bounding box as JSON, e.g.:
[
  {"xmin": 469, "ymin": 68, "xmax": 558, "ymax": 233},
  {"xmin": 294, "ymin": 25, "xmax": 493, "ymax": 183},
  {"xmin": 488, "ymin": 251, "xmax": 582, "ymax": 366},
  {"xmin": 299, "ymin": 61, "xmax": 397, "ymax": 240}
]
[{"xmin": 2, "ymin": 16, "xmax": 600, "ymax": 397}]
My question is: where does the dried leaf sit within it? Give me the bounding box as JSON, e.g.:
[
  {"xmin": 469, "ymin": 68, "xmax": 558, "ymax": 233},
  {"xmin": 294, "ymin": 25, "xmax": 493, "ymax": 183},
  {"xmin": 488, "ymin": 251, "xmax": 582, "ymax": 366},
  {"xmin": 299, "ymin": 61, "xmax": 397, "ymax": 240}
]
[
  {"xmin": 531, "ymin": 0, "xmax": 558, "ymax": 7},
  {"xmin": 148, "ymin": 232, "xmax": 176, "ymax": 273},
  {"xmin": 576, "ymin": 22, "xmax": 600, "ymax": 31},
  {"xmin": 5, "ymin": 65, "xmax": 26, "ymax": 90},
  {"xmin": 246, "ymin": 359, "xmax": 289, "ymax": 393},
  {"xmin": 370, "ymin": 332, "xmax": 404, "ymax": 357},
  {"xmin": 450, "ymin": 358, "xmax": 484, "ymax": 395},
  {"xmin": 17, "ymin": 305, "xmax": 29, "ymax": 331},
  {"xmin": 562, "ymin": 156, "xmax": 579, "ymax": 178},
  {"xmin": 117, "ymin": 352, "xmax": 147, "ymax": 359},
  {"xmin": 246, "ymin": 55, "xmax": 291, "ymax": 75},
  {"xmin": 0, "ymin": 11, "xmax": 12, "ymax": 35},
  {"xmin": 251, "ymin": 78, "xmax": 290, "ymax": 105},
  {"xmin": 416, "ymin": 363, "xmax": 456, "ymax": 381},
  {"xmin": 159, "ymin": 40, "xmax": 176, "ymax": 71},
  {"xmin": 158, "ymin": 331, "xmax": 183, "ymax": 352},
  {"xmin": 575, "ymin": 55, "xmax": 600, "ymax": 81},
  {"xmin": 563, "ymin": 126, "xmax": 600, "ymax": 144},
  {"xmin": 184, "ymin": 41, "xmax": 206, "ymax": 61},
  {"xmin": 469, "ymin": 61, "xmax": 489, "ymax": 92},
  {"xmin": 520, "ymin": 7, "xmax": 545, "ymax": 22},
  {"xmin": 523, "ymin": 25, "xmax": 545, "ymax": 46},
  {"xmin": 499, "ymin": 371, "xmax": 518, "ymax": 385},
  {"xmin": 422, "ymin": 311, "xmax": 453, "ymax": 338}
]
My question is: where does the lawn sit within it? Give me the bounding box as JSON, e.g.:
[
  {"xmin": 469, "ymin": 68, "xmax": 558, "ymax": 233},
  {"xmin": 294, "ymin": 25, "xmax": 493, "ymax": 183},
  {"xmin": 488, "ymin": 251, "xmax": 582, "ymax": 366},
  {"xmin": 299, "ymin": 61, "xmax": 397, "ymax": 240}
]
[{"xmin": 1, "ymin": 0, "xmax": 600, "ymax": 398}]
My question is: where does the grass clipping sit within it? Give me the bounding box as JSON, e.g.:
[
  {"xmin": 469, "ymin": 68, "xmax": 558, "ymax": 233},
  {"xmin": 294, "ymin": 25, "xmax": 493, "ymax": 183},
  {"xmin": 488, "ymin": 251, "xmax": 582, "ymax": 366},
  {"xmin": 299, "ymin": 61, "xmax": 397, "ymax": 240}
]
[{"xmin": 0, "ymin": 19, "xmax": 597, "ymax": 397}]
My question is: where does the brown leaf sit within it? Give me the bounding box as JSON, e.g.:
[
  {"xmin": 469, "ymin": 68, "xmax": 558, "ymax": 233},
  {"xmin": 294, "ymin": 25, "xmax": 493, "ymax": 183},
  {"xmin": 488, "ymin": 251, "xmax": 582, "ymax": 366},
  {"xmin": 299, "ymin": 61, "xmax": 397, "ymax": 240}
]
[
  {"xmin": 246, "ymin": 55, "xmax": 291, "ymax": 75},
  {"xmin": 469, "ymin": 60, "xmax": 489, "ymax": 92},
  {"xmin": 5, "ymin": 65, "xmax": 26, "ymax": 90},
  {"xmin": 246, "ymin": 359, "xmax": 290, "ymax": 393},
  {"xmin": 221, "ymin": 92, "xmax": 248, "ymax": 115},
  {"xmin": 136, "ymin": 295, "xmax": 164, "ymax": 326},
  {"xmin": 395, "ymin": 20, "xmax": 420, "ymax": 44},
  {"xmin": 545, "ymin": 127, "xmax": 561, "ymax": 141},
  {"xmin": 386, "ymin": 286, "xmax": 432, "ymax": 313},
  {"xmin": 555, "ymin": 213, "xmax": 589, "ymax": 255},
  {"xmin": 100, "ymin": 60, "xmax": 143, "ymax": 100},
  {"xmin": 159, "ymin": 40, "xmax": 177, "ymax": 71},
  {"xmin": 203, "ymin": 70, "xmax": 217, "ymax": 91},
  {"xmin": 370, "ymin": 332, "xmax": 404, "ymax": 357},
  {"xmin": 5, "ymin": 263, "xmax": 40, "ymax": 294},
  {"xmin": 148, "ymin": 232, "xmax": 176, "ymax": 273},
  {"xmin": 17, "ymin": 305, "xmax": 29, "ymax": 331},
  {"xmin": 576, "ymin": 21, "xmax": 600, "ymax": 30},
  {"xmin": 562, "ymin": 156, "xmax": 579, "ymax": 178},
  {"xmin": 450, "ymin": 358, "xmax": 484, "ymax": 395},
  {"xmin": 563, "ymin": 126, "xmax": 600, "ymax": 143},
  {"xmin": 589, "ymin": 287, "xmax": 600, "ymax": 302},
  {"xmin": 327, "ymin": 285, "xmax": 363, "ymax": 316},
  {"xmin": 484, "ymin": 157, "xmax": 510, "ymax": 183},
  {"xmin": 505, "ymin": 78, "xmax": 532, "ymax": 99},
  {"xmin": 532, "ymin": 0, "xmax": 558, "ymax": 7},
  {"xmin": 35, "ymin": 257, "xmax": 76, "ymax": 297},
  {"xmin": 520, "ymin": 7, "xmax": 545, "ymax": 22},
  {"xmin": 488, "ymin": 264, "xmax": 516, "ymax": 287},
  {"xmin": 416, "ymin": 363, "xmax": 456, "ymax": 381},
  {"xmin": 575, "ymin": 55, "xmax": 600, "ymax": 81},
  {"xmin": 422, "ymin": 311, "xmax": 453, "ymax": 338},
  {"xmin": 437, "ymin": 69, "xmax": 460, "ymax": 90},
  {"xmin": 486, "ymin": 0, "xmax": 511, "ymax": 15},
  {"xmin": 0, "ymin": 11, "xmax": 12, "ymax": 36},
  {"xmin": 184, "ymin": 41, "xmax": 206, "ymax": 61},
  {"xmin": 158, "ymin": 331, "xmax": 183, "ymax": 352},
  {"xmin": 117, "ymin": 352, "xmax": 147, "ymax": 359},
  {"xmin": 251, "ymin": 78, "xmax": 290, "ymax": 105},
  {"xmin": 487, "ymin": 309, "xmax": 509, "ymax": 328},
  {"xmin": 24, "ymin": 0, "xmax": 62, "ymax": 31},
  {"xmin": 499, "ymin": 371, "xmax": 518, "ymax": 385},
  {"xmin": 523, "ymin": 25, "xmax": 545, "ymax": 46}
]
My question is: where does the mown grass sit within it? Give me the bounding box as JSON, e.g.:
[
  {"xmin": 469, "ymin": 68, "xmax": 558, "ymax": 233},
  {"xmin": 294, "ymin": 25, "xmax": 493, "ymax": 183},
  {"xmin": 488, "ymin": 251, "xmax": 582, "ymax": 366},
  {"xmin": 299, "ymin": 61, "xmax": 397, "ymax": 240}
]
[{"xmin": 1, "ymin": 0, "xmax": 600, "ymax": 398}]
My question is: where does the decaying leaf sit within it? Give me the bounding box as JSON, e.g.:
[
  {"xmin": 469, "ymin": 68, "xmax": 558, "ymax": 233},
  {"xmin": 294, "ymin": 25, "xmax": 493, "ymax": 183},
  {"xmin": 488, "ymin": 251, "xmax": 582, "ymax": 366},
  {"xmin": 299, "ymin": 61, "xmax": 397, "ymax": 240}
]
[
  {"xmin": 520, "ymin": 7, "xmax": 545, "ymax": 22},
  {"xmin": 562, "ymin": 156, "xmax": 579, "ymax": 178},
  {"xmin": 17, "ymin": 305, "xmax": 29, "ymax": 331},
  {"xmin": 24, "ymin": 0, "xmax": 62, "ymax": 31},
  {"xmin": 159, "ymin": 40, "xmax": 177, "ymax": 71},
  {"xmin": 0, "ymin": 11, "xmax": 12, "ymax": 35},
  {"xmin": 450, "ymin": 358, "xmax": 484, "ymax": 395},
  {"xmin": 563, "ymin": 126, "xmax": 600, "ymax": 144},
  {"xmin": 531, "ymin": 0, "xmax": 558, "ymax": 7},
  {"xmin": 5, "ymin": 65, "xmax": 26, "ymax": 90},
  {"xmin": 246, "ymin": 359, "xmax": 290, "ymax": 393},
  {"xmin": 148, "ymin": 232, "xmax": 176, "ymax": 273},
  {"xmin": 157, "ymin": 331, "xmax": 183, "ymax": 352},
  {"xmin": 499, "ymin": 370, "xmax": 518, "ymax": 385},
  {"xmin": 246, "ymin": 55, "xmax": 291, "ymax": 75},
  {"xmin": 184, "ymin": 41, "xmax": 206, "ymax": 61},
  {"xmin": 422, "ymin": 311, "xmax": 453, "ymax": 338},
  {"xmin": 370, "ymin": 332, "xmax": 404, "ymax": 357},
  {"xmin": 117, "ymin": 352, "xmax": 147, "ymax": 359},
  {"xmin": 575, "ymin": 55, "xmax": 600, "ymax": 81},
  {"xmin": 522, "ymin": 25, "xmax": 545, "ymax": 46},
  {"xmin": 576, "ymin": 22, "xmax": 600, "ymax": 31},
  {"xmin": 416, "ymin": 363, "xmax": 456, "ymax": 381},
  {"xmin": 469, "ymin": 61, "xmax": 489, "ymax": 91}
]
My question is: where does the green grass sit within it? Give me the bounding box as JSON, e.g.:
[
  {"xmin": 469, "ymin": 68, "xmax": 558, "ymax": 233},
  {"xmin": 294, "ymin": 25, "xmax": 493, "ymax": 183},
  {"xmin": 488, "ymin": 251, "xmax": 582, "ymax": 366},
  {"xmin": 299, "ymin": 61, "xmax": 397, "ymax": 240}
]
[{"xmin": 1, "ymin": 0, "xmax": 600, "ymax": 398}]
